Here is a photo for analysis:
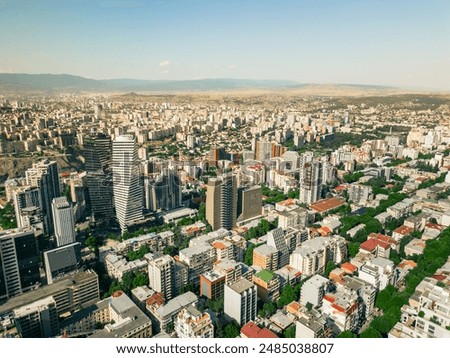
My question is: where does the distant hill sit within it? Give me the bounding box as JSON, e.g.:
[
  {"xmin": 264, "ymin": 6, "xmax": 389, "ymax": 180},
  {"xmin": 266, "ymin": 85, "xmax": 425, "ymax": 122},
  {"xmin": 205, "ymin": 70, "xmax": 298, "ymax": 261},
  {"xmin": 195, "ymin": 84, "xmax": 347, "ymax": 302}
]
[
  {"xmin": 1, "ymin": 73, "xmax": 427, "ymax": 96},
  {"xmin": 0, "ymin": 73, "xmax": 300, "ymax": 93}
]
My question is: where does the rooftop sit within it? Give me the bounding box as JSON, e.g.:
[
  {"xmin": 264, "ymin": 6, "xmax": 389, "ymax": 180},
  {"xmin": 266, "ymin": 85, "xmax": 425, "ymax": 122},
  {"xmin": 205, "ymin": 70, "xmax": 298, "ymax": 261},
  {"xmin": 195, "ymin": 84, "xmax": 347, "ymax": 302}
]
[
  {"xmin": 310, "ymin": 197, "xmax": 346, "ymax": 213},
  {"xmin": 228, "ymin": 278, "xmax": 255, "ymax": 294},
  {"xmin": 241, "ymin": 322, "xmax": 278, "ymax": 338},
  {"xmin": 255, "ymin": 270, "xmax": 275, "ymax": 283}
]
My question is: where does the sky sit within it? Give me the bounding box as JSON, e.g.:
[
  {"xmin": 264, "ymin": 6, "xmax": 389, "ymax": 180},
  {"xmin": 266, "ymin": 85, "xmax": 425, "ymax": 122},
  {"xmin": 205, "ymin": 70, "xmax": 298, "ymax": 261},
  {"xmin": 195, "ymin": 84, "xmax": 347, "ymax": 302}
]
[{"xmin": 0, "ymin": 0, "xmax": 449, "ymax": 89}]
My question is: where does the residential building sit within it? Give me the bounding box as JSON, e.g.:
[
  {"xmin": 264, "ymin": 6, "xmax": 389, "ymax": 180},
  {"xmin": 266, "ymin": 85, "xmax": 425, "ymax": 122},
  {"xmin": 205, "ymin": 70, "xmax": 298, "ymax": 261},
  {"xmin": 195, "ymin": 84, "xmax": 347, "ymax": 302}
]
[
  {"xmin": 0, "ymin": 270, "xmax": 99, "ymax": 319},
  {"xmin": 253, "ymin": 244, "xmax": 279, "ymax": 271},
  {"xmin": 241, "ymin": 321, "xmax": 278, "ymax": 338},
  {"xmin": 252, "ymin": 270, "xmax": 280, "ymax": 303},
  {"xmin": 290, "ymin": 236, "xmax": 347, "ymax": 276},
  {"xmin": 146, "ymin": 291, "xmax": 198, "ymax": 333},
  {"xmin": 200, "ymin": 270, "xmax": 225, "ymax": 301},
  {"xmin": 300, "ymin": 275, "xmax": 329, "ymax": 308},
  {"xmin": 175, "ymin": 306, "xmax": 214, "ymax": 338},
  {"xmin": 358, "ymin": 257, "xmax": 395, "ymax": 290},
  {"xmin": 278, "ymin": 207, "xmax": 308, "ymax": 230},
  {"xmin": 322, "ymin": 290, "xmax": 360, "ymax": 334},
  {"xmin": 348, "ymin": 184, "xmax": 372, "ymax": 205},
  {"xmin": 148, "ymin": 255, "xmax": 175, "ymax": 301},
  {"xmin": 62, "ymin": 291, "xmax": 152, "ymax": 338},
  {"xmin": 214, "ymin": 258, "xmax": 243, "ymax": 285},
  {"xmin": 266, "ymin": 227, "xmax": 289, "ymax": 268},
  {"xmin": 224, "ymin": 278, "xmax": 257, "ymax": 326},
  {"xmin": 179, "ymin": 244, "xmax": 216, "ymax": 285}
]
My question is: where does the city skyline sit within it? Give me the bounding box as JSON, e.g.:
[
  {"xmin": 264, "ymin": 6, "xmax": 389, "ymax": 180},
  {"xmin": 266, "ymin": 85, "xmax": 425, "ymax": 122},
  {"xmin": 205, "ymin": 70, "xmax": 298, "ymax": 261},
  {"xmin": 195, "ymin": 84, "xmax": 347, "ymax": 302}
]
[{"xmin": 0, "ymin": 0, "xmax": 449, "ymax": 90}]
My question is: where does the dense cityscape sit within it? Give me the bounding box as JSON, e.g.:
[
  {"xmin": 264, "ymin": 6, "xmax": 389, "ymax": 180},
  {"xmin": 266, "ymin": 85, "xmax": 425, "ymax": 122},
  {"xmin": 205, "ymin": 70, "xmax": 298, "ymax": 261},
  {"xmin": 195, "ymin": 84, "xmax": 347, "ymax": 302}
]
[{"xmin": 0, "ymin": 91, "xmax": 449, "ymax": 339}]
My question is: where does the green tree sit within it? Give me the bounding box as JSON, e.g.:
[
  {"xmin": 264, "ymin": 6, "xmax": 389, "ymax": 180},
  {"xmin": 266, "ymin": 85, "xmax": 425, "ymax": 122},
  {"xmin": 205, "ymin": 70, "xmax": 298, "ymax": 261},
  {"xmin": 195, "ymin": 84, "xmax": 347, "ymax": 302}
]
[
  {"xmin": 223, "ymin": 321, "xmax": 240, "ymax": 338},
  {"xmin": 244, "ymin": 244, "xmax": 256, "ymax": 266},
  {"xmin": 205, "ymin": 298, "xmax": 224, "ymax": 313},
  {"xmin": 359, "ymin": 327, "xmax": 382, "ymax": 338},
  {"xmin": 324, "ymin": 261, "xmax": 337, "ymax": 278},
  {"xmin": 337, "ymin": 331, "xmax": 357, "ymax": 338},
  {"xmin": 163, "ymin": 246, "xmax": 179, "ymax": 256},
  {"xmin": 198, "ymin": 201, "xmax": 206, "ymax": 221},
  {"xmin": 277, "ymin": 285, "xmax": 297, "ymax": 308},
  {"xmin": 348, "ymin": 242, "xmax": 360, "ymax": 258},
  {"xmin": 283, "ymin": 326, "xmax": 296, "ymax": 338},
  {"xmin": 132, "ymin": 271, "xmax": 149, "ymax": 288}
]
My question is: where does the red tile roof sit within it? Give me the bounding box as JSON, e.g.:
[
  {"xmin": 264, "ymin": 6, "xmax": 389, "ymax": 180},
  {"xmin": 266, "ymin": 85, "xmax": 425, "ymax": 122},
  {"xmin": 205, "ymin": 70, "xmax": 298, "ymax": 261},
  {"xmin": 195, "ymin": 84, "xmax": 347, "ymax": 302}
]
[
  {"xmin": 310, "ymin": 197, "xmax": 346, "ymax": 213},
  {"xmin": 360, "ymin": 239, "xmax": 378, "ymax": 252},
  {"xmin": 341, "ymin": 262, "xmax": 358, "ymax": 273},
  {"xmin": 360, "ymin": 238, "xmax": 390, "ymax": 252},
  {"xmin": 394, "ymin": 225, "xmax": 414, "ymax": 236},
  {"xmin": 425, "ymin": 222, "xmax": 444, "ymax": 231},
  {"xmin": 241, "ymin": 322, "xmax": 278, "ymax": 339}
]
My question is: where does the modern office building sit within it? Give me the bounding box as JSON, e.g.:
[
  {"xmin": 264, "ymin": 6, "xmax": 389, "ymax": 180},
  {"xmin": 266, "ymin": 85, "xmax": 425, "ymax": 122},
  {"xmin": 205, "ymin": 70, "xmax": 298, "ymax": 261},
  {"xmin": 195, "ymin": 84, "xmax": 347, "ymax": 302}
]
[
  {"xmin": 206, "ymin": 174, "xmax": 237, "ymax": 230},
  {"xmin": 112, "ymin": 135, "xmax": 143, "ymax": 233},
  {"xmin": 25, "ymin": 159, "xmax": 61, "ymax": 234},
  {"xmin": 84, "ymin": 133, "xmax": 114, "ymax": 220},
  {"xmin": 147, "ymin": 168, "xmax": 182, "ymax": 211},
  {"xmin": 0, "ymin": 228, "xmax": 40, "ymax": 300},
  {"xmin": 237, "ymin": 185, "xmax": 262, "ymax": 222},
  {"xmin": 12, "ymin": 186, "xmax": 42, "ymax": 230},
  {"xmin": 51, "ymin": 196, "xmax": 76, "ymax": 247},
  {"xmin": 43, "ymin": 242, "xmax": 81, "ymax": 284},
  {"xmin": 13, "ymin": 297, "xmax": 60, "ymax": 338},
  {"xmin": 0, "ymin": 270, "xmax": 99, "ymax": 319}
]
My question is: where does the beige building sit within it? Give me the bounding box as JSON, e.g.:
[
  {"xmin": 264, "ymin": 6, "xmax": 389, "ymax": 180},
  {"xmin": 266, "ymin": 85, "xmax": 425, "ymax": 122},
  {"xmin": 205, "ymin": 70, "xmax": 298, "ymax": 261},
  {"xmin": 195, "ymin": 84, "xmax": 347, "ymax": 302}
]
[
  {"xmin": 253, "ymin": 244, "xmax": 279, "ymax": 271},
  {"xmin": 175, "ymin": 306, "xmax": 214, "ymax": 338}
]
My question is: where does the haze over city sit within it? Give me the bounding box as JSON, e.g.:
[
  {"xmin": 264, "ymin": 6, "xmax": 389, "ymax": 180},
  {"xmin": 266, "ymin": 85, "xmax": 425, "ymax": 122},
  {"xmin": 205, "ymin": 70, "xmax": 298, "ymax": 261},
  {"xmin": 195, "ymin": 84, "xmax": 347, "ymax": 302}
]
[{"xmin": 0, "ymin": 0, "xmax": 449, "ymax": 90}]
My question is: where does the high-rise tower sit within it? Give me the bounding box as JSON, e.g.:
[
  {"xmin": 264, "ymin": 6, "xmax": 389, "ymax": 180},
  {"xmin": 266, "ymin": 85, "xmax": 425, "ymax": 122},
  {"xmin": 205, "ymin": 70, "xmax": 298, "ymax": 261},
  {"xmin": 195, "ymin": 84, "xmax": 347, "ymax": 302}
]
[
  {"xmin": 112, "ymin": 135, "xmax": 143, "ymax": 233},
  {"xmin": 51, "ymin": 196, "xmax": 76, "ymax": 247},
  {"xmin": 206, "ymin": 174, "xmax": 237, "ymax": 231},
  {"xmin": 299, "ymin": 160, "xmax": 323, "ymax": 205},
  {"xmin": 25, "ymin": 159, "xmax": 61, "ymax": 235},
  {"xmin": 84, "ymin": 133, "xmax": 114, "ymax": 220}
]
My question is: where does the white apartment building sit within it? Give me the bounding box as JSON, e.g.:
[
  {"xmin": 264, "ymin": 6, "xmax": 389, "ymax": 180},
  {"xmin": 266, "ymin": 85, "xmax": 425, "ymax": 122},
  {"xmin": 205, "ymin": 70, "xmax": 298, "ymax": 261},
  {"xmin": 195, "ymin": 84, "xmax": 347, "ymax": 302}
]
[
  {"xmin": 290, "ymin": 236, "xmax": 347, "ymax": 276},
  {"xmin": 358, "ymin": 257, "xmax": 395, "ymax": 290},
  {"xmin": 224, "ymin": 278, "xmax": 257, "ymax": 327},
  {"xmin": 175, "ymin": 306, "xmax": 214, "ymax": 338}
]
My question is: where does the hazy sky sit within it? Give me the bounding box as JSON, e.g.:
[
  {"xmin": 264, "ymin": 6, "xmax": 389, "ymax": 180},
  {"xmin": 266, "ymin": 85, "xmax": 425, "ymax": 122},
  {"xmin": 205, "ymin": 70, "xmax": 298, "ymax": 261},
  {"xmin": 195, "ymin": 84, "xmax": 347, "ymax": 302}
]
[{"xmin": 1, "ymin": 0, "xmax": 449, "ymax": 89}]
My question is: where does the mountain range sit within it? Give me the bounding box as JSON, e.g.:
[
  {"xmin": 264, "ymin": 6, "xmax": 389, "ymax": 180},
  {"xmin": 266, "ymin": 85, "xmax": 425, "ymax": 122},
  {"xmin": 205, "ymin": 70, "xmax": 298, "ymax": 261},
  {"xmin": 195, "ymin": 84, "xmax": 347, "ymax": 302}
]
[{"xmin": 0, "ymin": 73, "xmax": 399, "ymax": 94}]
